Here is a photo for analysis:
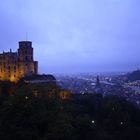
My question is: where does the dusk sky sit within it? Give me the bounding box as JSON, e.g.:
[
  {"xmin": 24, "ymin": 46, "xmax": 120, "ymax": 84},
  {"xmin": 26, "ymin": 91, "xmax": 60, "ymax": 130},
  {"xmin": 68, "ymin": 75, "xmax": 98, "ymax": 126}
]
[{"xmin": 0, "ymin": 0, "xmax": 140, "ymax": 74}]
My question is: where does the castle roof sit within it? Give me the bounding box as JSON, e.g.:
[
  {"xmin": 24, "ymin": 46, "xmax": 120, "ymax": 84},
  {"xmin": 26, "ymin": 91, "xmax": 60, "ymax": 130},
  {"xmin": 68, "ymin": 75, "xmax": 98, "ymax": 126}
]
[
  {"xmin": 19, "ymin": 41, "xmax": 32, "ymax": 43},
  {"xmin": 0, "ymin": 51, "xmax": 17, "ymax": 56}
]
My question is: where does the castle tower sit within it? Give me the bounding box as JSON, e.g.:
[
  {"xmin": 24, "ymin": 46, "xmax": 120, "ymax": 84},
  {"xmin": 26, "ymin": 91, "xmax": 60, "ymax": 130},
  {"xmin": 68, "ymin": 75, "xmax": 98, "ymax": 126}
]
[
  {"xmin": 18, "ymin": 41, "xmax": 38, "ymax": 77},
  {"xmin": 18, "ymin": 41, "xmax": 33, "ymax": 62}
]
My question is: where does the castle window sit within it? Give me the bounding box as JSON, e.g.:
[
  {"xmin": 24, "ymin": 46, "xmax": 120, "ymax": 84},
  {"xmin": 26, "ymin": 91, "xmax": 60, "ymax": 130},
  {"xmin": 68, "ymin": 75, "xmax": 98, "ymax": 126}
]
[
  {"xmin": 27, "ymin": 43, "xmax": 30, "ymax": 47},
  {"xmin": 14, "ymin": 66, "xmax": 16, "ymax": 72},
  {"xmin": 25, "ymin": 56, "xmax": 28, "ymax": 60},
  {"xmin": 8, "ymin": 66, "xmax": 10, "ymax": 70},
  {"xmin": 14, "ymin": 75, "xmax": 16, "ymax": 77},
  {"xmin": 14, "ymin": 66, "xmax": 16, "ymax": 70}
]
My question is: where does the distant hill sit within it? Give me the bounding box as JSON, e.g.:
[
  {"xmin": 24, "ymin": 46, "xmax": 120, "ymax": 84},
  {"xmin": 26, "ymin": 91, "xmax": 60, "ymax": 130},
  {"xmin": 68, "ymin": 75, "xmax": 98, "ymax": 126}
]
[{"xmin": 127, "ymin": 70, "xmax": 140, "ymax": 81}]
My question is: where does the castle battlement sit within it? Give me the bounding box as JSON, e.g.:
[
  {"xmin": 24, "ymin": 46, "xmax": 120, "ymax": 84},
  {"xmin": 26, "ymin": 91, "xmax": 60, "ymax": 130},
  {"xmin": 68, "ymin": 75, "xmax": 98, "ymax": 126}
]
[{"xmin": 0, "ymin": 41, "xmax": 38, "ymax": 82}]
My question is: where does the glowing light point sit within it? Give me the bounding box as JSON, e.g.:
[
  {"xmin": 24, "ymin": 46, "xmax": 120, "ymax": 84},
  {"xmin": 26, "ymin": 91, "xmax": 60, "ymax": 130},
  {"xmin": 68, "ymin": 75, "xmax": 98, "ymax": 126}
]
[
  {"xmin": 25, "ymin": 96, "xmax": 29, "ymax": 100},
  {"xmin": 91, "ymin": 120, "xmax": 95, "ymax": 124}
]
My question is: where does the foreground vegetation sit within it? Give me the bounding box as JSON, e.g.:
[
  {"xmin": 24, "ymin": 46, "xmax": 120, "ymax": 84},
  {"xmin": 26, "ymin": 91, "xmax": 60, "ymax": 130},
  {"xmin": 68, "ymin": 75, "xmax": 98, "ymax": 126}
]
[{"xmin": 0, "ymin": 81, "xmax": 140, "ymax": 140}]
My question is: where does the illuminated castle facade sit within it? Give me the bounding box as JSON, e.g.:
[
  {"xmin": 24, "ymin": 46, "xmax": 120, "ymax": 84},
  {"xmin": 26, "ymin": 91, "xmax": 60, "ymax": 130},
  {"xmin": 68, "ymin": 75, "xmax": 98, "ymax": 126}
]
[{"xmin": 0, "ymin": 41, "xmax": 38, "ymax": 82}]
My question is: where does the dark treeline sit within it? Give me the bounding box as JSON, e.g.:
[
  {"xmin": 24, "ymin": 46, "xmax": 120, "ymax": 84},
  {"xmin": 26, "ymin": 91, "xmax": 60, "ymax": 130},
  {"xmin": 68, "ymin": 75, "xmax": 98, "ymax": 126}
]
[{"xmin": 0, "ymin": 81, "xmax": 140, "ymax": 140}]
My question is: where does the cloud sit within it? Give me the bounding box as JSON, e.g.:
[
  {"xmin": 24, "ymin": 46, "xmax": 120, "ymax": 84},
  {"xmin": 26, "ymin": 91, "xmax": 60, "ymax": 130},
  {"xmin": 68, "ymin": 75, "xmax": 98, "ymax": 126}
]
[{"xmin": 0, "ymin": 0, "xmax": 140, "ymax": 73}]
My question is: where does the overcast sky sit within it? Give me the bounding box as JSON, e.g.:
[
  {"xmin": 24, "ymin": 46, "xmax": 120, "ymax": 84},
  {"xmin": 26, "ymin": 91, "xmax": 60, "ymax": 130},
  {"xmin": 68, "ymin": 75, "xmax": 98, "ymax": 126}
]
[{"xmin": 0, "ymin": 0, "xmax": 140, "ymax": 74}]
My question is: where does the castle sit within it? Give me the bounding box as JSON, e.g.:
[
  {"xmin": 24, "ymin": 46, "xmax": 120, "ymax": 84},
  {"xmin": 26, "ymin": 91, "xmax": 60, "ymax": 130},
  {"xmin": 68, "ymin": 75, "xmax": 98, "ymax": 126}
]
[{"xmin": 0, "ymin": 41, "xmax": 38, "ymax": 82}]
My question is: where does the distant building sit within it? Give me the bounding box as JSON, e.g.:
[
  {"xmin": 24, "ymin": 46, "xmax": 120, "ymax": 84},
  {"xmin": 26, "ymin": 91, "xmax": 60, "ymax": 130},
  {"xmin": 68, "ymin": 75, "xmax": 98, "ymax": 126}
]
[
  {"xmin": 94, "ymin": 76, "xmax": 103, "ymax": 94},
  {"xmin": 0, "ymin": 41, "xmax": 38, "ymax": 82},
  {"xmin": 59, "ymin": 90, "xmax": 71, "ymax": 100}
]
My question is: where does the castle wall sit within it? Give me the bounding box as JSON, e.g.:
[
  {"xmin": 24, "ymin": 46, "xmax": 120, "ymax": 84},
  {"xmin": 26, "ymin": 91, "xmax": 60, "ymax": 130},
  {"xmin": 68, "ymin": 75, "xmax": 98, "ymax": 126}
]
[{"xmin": 0, "ymin": 53, "xmax": 18, "ymax": 81}]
